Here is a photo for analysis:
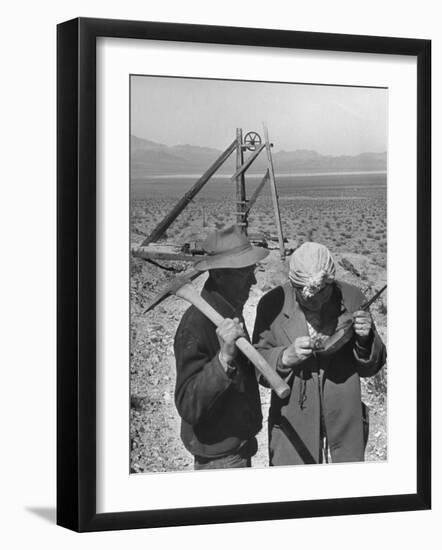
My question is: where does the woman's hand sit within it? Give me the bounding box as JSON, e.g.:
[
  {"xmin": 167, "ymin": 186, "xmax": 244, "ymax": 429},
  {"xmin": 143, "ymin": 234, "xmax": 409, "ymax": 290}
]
[
  {"xmin": 281, "ymin": 336, "xmax": 313, "ymax": 367},
  {"xmin": 353, "ymin": 310, "xmax": 373, "ymax": 343},
  {"xmin": 216, "ymin": 317, "xmax": 245, "ymax": 364}
]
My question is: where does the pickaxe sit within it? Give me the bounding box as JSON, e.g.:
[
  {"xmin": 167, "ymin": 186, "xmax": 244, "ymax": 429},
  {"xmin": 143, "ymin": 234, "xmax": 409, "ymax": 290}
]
[{"xmin": 144, "ymin": 270, "xmax": 290, "ymax": 399}]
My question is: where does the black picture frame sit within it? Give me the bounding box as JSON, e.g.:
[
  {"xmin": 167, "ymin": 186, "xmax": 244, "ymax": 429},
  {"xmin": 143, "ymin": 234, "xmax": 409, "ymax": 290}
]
[{"xmin": 57, "ymin": 17, "xmax": 431, "ymax": 532}]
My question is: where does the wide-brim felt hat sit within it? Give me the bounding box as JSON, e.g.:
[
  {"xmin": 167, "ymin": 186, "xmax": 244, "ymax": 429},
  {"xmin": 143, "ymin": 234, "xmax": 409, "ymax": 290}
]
[{"xmin": 194, "ymin": 224, "xmax": 269, "ymax": 271}]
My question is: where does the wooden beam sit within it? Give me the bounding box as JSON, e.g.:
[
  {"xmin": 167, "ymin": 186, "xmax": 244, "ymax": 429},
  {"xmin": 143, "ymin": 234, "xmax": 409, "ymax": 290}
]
[
  {"xmin": 235, "ymin": 128, "xmax": 247, "ymax": 231},
  {"xmin": 245, "ymin": 169, "xmax": 269, "ymax": 215},
  {"xmin": 263, "ymin": 124, "xmax": 285, "ymax": 259},
  {"xmin": 230, "ymin": 143, "xmax": 265, "ymax": 181},
  {"xmin": 140, "ymin": 139, "xmax": 237, "ymax": 246},
  {"xmin": 132, "ymin": 247, "xmax": 201, "ymax": 263}
]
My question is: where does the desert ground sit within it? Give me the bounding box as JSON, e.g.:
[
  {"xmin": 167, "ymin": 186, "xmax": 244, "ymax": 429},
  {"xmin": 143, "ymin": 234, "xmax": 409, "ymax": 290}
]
[{"xmin": 130, "ymin": 173, "xmax": 387, "ymax": 472}]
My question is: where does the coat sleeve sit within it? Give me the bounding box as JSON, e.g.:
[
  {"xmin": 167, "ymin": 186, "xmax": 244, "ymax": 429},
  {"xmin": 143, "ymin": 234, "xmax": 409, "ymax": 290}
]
[
  {"xmin": 352, "ymin": 325, "xmax": 387, "ymax": 377},
  {"xmin": 174, "ymin": 324, "xmax": 233, "ymax": 425},
  {"xmin": 252, "ymin": 290, "xmax": 292, "ymax": 385},
  {"xmin": 345, "ymin": 285, "xmax": 387, "ymax": 377}
]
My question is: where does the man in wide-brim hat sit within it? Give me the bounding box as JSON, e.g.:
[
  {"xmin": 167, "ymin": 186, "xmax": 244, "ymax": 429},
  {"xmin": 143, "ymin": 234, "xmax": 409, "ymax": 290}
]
[{"xmin": 174, "ymin": 224, "xmax": 268, "ymax": 469}]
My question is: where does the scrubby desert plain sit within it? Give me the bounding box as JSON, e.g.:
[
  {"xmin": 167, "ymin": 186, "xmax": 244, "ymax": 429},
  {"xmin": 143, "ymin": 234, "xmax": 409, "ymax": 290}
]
[{"xmin": 130, "ymin": 172, "xmax": 387, "ymax": 473}]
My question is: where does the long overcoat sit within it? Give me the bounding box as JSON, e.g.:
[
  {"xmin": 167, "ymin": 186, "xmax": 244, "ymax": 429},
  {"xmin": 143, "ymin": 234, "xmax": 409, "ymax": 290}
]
[{"xmin": 253, "ymin": 281, "xmax": 386, "ymax": 465}]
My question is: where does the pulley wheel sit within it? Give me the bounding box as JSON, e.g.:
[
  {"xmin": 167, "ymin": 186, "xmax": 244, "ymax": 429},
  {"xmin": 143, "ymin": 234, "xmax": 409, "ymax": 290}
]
[{"xmin": 243, "ymin": 131, "xmax": 262, "ymax": 151}]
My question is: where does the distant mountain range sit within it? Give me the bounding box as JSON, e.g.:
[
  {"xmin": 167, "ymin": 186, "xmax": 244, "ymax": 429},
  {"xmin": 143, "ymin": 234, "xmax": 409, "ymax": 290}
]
[{"xmin": 131, "ymin": 135, "xmax": 387, "ymax": 178}]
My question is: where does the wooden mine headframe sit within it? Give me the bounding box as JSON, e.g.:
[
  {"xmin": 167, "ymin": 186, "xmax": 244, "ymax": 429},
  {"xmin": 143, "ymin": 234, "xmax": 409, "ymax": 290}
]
[{"xmin": 132, "ymin": 124, "xmax": 285, "ymax": 262}]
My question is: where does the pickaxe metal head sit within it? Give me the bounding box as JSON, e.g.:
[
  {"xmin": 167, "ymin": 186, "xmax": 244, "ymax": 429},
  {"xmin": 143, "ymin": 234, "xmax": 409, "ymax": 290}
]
[{"xmin": 143, "ymin": 268, "xmax": 202, "ymax": 313}]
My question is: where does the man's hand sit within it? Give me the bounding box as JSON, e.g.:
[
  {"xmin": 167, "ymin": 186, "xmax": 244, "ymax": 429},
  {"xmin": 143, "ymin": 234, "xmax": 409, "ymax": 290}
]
[
  {"xmin": 281, "ymin": 336, "xmax": 313, "ymax": 367},
  {"xmin": 216, "ymin": 317, "xmax": 245, "ymax": 364},
  {"xmin": 353, "ymin": 310, "xmax": 373, "ymax": 343}
]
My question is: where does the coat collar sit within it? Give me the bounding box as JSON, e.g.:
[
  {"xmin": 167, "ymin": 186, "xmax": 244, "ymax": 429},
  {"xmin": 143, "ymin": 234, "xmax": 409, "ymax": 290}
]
[
  {"xmin": 278, "ymin": 280, "xmax": 363, "ymax": 344},
  {"xmin": 201, "ymin": 280, "xmax": 244, "ymax": 320},
  {"xmin": 335, "ymin": 280, "xmax": 364, "ymax": 313},
  {"xmin": 280, "ymin": 282, "xmax": 309, "ymax": 343},
  {"xmin": 201, "ymin": 281, "xmax": 250, "ymax": 340}
]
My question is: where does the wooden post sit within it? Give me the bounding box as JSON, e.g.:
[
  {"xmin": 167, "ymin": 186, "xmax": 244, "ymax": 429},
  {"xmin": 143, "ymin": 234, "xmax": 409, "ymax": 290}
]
[
  {"xmin": 235, "ymin": 128, "xmax": 247, "ymax": 232},
  {"xmin": 263, "ymin": 124, "xmax": 285, "ymax": 259},
  {"xmin": 245, "ymin": 169, "xmax": 269, "ymax": 216},
  {"xmin": 231, "ymin": 143, "xmax": 266, "ymax": 181},
  {"xmin": 140, "ymin": 139, "xmax": 237, "ymax": 246}
]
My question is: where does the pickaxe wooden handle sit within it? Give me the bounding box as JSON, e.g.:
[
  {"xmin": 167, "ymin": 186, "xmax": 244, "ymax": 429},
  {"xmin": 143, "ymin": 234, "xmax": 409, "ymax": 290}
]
[{"xmin": 175, "ymin": 282, "xmax": 290, "ymax": 399}]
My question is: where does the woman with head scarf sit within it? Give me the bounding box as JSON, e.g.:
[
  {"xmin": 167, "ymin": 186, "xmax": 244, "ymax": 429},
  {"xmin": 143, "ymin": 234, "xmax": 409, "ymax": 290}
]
[{"xmin": 252, "ymin": 242, "xmax": 386, "ymax": 465}]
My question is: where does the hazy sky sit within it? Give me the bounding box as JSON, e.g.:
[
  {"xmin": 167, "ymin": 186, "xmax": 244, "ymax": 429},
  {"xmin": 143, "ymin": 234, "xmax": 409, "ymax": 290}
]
[{"xmin": 131, "ymin": 76, "xmax": 387, "ymax": 156}]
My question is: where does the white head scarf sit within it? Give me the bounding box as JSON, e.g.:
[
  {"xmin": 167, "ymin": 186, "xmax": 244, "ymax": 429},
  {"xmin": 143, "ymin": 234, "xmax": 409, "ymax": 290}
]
[{"xmin": 288, "ymin": 242, "xmax": 336, "ymax": 298}]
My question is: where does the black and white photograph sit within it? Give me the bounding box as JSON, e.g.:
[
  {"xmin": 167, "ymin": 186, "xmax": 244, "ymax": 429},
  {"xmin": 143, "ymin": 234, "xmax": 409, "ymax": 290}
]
[
  {"xmin": 129, "ymin": 75, "xmax": 388, "ymax": 473},
  {"xmin": 0, "ymin": 0, "xmax": 436, "ymax": 543}
]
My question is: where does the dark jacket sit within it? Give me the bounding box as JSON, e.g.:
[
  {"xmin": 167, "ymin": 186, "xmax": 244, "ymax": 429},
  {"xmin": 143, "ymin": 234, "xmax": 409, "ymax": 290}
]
[
  {"xmin": 174, "ymin": 279, "xmax": 262, "ymax": 459},
  {"xmin": 253, "ymin": 281, "xmax": 386, "ymax": 465}
]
